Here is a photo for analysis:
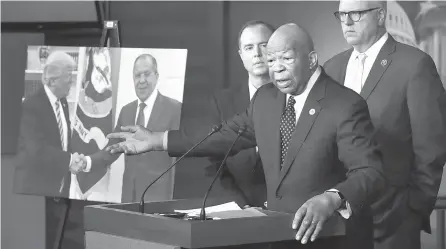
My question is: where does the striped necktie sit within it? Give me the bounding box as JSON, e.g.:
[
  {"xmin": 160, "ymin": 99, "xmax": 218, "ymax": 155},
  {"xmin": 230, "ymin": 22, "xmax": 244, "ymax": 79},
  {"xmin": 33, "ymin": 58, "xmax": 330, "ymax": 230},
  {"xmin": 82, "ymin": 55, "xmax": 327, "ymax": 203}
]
[{"xmin": 55, "ymin": 100, "xmax": 65, "ymax": 150}]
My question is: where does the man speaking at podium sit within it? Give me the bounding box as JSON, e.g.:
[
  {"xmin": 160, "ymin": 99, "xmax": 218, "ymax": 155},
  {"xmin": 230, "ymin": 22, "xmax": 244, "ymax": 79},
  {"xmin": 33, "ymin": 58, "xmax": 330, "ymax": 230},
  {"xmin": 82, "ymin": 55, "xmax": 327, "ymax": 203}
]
[{"xmin": 105, "ymin": 23, "xmax": 385, "ymax": 249}]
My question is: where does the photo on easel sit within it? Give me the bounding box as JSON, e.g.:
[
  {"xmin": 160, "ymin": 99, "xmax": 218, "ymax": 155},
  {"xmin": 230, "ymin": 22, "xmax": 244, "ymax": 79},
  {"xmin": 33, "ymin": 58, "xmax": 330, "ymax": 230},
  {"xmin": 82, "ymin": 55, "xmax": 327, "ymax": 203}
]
[{"xmin": 14, "ymin": 45, "xmax": 187, "ymax": 203}]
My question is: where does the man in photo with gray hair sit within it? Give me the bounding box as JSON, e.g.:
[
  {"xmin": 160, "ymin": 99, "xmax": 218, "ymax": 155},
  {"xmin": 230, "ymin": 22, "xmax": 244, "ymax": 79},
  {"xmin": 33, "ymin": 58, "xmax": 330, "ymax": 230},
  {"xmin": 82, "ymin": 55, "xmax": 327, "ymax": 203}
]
[
  {"xmin": 14, "ymin": 51, "xmax": 89, "ymax": 199},
  {"xmin": 84, "ymin": 53, "xmax": 182, "ymax": 203}
]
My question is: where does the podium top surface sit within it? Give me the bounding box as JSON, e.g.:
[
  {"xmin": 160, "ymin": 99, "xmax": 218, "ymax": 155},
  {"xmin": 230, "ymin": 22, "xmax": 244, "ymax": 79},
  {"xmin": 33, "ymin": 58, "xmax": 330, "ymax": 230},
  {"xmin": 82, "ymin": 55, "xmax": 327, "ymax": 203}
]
[{"xmin": 84, "ymin": 198, "xmax": 345, "ymax": 248}]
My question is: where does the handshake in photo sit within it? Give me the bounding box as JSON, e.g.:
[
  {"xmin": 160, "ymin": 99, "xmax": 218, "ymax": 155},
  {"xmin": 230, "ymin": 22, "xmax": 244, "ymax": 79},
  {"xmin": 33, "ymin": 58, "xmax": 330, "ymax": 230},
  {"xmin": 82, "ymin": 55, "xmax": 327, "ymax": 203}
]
[{"xmin": 70, "ymin": 152, "xmax": 88, "ymax": 174}]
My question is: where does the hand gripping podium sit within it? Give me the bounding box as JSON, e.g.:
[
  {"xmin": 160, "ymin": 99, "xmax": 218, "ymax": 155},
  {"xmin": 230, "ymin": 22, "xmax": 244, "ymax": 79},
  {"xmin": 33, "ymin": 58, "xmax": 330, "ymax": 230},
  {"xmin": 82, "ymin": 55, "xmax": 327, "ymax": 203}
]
[{"xmin": 84, "ymin": 198, "xmax": 345, "ymax": 249}]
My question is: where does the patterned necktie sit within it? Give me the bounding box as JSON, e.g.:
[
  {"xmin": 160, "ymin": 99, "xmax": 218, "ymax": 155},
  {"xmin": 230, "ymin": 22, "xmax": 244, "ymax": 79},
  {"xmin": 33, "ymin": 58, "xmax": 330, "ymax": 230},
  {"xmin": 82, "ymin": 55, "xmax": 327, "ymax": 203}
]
[
  {"xmin": 352, "ymin": 53, "xmax": 367, "ymax": 94},
  {"xmin": 55, "ymin": 100, "xmax": 65, "ymax": 150},
  {"xmin": 280, "ymin": 96, "xmax": 296, "ymax": 167},
  {"xmin": 136, "ymin": 102, "xmax": 146, "ymax": 126}
]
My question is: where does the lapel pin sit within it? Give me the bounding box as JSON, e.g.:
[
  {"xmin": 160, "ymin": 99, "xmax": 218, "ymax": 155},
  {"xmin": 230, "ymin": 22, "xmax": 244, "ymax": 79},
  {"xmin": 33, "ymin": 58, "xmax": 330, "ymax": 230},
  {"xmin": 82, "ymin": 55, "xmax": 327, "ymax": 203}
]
[
  {"xmin": 381, "ymin": 59, "xmax": 387, "ymax": 67},
  {"xmin": 309, "ymin": 108, "xmax": 316, "ymax": 115}
]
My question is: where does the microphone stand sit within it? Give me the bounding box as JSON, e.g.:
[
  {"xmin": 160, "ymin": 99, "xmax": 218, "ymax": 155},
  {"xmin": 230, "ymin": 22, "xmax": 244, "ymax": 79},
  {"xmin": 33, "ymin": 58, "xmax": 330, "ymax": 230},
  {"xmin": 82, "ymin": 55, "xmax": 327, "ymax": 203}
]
[
  {"xmin": 139, "ymin": 124, "xmax": 222, "ymax": 214},
  {"xmin": 199, "ymin": 126, "xmax": 246, "ymax": 220}
]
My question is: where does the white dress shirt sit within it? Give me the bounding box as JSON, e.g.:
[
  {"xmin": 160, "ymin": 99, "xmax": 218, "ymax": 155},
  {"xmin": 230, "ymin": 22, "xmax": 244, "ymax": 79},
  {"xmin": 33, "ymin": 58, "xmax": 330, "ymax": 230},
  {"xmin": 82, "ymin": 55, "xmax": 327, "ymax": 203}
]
[
  {"xmin": 135, "ymin": 89, "xmax": 159, "ymax": 126},
  {"xmin": 43, "ymin": 85, "xmax": 91, "ymax": 199},
  {"xmin": 344, "ymin": 32, "xmax": 389, "ymax": 92},
  {"xmin": 248, "ymin": 81, "xmax": 259, "ymax": 101}
]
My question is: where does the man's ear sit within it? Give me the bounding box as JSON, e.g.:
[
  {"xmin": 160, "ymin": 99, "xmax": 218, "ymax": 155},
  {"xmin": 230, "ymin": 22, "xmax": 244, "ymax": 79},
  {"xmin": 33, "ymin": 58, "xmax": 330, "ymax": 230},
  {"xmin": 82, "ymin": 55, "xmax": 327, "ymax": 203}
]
[
  {"xmin": 47, "ymin": 78, "xmax": 55, "ymax": 87},
  {"xmin": 308, "ymin": 51, "xmax": 318, "ymax": 70},
  {"xmin": 42, "ymin": 73, "xmax": 51, "ymax": 87},
  {"xmin": 378, "ymin": 8, "xmax": 386, "ymax": 26},
  {"xmin": 238, "ymin": 49, "xmax": 243, "ymax": 60}
]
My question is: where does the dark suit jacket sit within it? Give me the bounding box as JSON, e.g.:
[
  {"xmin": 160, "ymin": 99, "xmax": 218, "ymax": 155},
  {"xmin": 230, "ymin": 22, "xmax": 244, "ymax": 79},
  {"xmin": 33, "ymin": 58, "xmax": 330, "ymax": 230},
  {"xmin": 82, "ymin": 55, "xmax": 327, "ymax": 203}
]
[
  {"xmin": 14, "ymin": 87, "xmax": 72, "ymax": 198},
  {"xmin": 168, "ymin": 70, "xmax": 385, "ymax": 249},
  {"xmin": 207, "ymin": 82, "xmax": 266, "ymax": 207},
  {"xmin": 324, "ymin": 35, "xmax": 446, "ymax": 237},
  {"xmin": 89, "ymin": 92, "xmax": 182, "ymax": 202}
]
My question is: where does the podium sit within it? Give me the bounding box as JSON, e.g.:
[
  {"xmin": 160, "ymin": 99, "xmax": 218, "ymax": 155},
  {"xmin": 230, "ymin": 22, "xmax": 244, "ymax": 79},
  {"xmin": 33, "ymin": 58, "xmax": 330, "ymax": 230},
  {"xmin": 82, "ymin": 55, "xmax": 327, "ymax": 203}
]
[{"xmin": 84, "ymin": 198, "xmax": 345, "ymax": 249}]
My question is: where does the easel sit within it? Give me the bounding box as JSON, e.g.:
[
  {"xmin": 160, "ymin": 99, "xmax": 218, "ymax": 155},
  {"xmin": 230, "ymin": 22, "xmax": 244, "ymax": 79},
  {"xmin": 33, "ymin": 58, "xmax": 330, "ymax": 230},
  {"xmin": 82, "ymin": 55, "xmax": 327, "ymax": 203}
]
[
  {"xmin": 52, "ymin": 20, "xmax": 121, "ymax": 249},
  {"xmin": 100, "ymin": 20, "xmax": 121, "ymax": 47}
]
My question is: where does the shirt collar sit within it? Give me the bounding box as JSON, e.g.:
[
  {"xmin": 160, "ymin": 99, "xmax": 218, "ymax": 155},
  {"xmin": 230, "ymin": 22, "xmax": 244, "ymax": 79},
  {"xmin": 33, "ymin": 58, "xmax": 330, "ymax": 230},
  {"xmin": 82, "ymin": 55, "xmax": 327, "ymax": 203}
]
[
  {"xmin": 138, "ymin": 89, "xmax": 158, "ymax": 108},
  {"xmin": 307, "ymin": 65, "xmax": 321, "ymax": 91},
  {"xmin": 287, "ymin": 65, "xmax": 321, "ymax": 103},
  {"xmin": 248, "ymin": 81, "xmax": 258, "ymax": 100},
  {"xmin": 352, "ymin": 32, "xmax": 388, "ymax": 59},
  {"xmin": 43, "ymin": 84, "xmax": 59, "ymax": 106}
]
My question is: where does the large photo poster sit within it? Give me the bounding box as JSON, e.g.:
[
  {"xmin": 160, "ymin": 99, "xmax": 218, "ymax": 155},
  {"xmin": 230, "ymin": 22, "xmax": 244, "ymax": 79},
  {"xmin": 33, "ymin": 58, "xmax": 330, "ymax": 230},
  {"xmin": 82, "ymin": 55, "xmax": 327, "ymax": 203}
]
[{"xmin": 14, "ymin": 46, "xmax": 187, "ymax": 203}]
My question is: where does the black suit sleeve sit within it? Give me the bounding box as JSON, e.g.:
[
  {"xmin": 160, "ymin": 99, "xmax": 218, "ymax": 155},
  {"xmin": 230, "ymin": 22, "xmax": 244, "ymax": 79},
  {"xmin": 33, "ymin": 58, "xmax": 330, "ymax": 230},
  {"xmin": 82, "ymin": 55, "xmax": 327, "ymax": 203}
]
[
  {"xmin": 209, "ymin": 93, "xmax": 223, "ymax": 123},
  {"xmin": 322, "ymin": 58, "xmax": 336, "ymax": 77},
  {"xmin": 334, "ymin": 97, "xmax": 386, "ymax": 214},
  {"xmin": 206, "ymin": 93, "xmax": 228, "ymax": 164},
  {"xmin": 88, "ymin": 108, "xmax": 124, "ymax": 170},
  {"xmin": 167, "ymin": 97, "xmax": 257, "ymax": 158},
  {"xmin": 168, "ymin": 99, "xmax": 182, "ymax": 130},
  {"xmin": 406, "ymin": 54, "xmax": 446, "ymax": 216}
]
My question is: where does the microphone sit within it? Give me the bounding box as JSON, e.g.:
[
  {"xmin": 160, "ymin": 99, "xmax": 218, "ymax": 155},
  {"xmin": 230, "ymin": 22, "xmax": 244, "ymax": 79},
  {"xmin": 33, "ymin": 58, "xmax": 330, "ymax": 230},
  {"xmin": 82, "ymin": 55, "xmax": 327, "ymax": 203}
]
[
  {"xmin": 139, "ymin": 124, "xmax": 222, "ymax": 214},
  {"xmin": 199, "ymin": 126, "xmax": 246, "ymax": 220}
]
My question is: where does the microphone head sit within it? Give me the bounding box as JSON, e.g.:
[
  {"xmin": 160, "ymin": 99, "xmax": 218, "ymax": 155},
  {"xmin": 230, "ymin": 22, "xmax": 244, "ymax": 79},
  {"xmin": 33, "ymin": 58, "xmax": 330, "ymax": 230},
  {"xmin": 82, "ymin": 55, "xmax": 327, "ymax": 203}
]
[
  {"xmin": 211, "ymin": 124, "xmax": 223, "ymax": 133},
  {"xmin": 237, "ymin": 125, "xmax": 246, "ymax": 135}
]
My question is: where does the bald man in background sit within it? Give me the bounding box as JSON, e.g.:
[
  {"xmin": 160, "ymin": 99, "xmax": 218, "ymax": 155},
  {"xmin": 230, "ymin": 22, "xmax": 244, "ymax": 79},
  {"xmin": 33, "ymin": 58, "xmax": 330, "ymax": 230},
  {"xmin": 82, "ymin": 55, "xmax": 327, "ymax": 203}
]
[
  {"xmin": 323, "ymin": 1, "xmax": 446, "ymax": 248},
  {"xmin": 105, "ymin": 23, "xmax": 385, "ymax": 249}
]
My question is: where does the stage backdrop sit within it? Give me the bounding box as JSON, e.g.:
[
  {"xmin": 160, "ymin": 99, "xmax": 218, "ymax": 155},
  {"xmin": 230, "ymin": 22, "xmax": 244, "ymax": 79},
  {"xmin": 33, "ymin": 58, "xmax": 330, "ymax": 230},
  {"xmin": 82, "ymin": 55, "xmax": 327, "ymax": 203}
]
[{"xmin": 13, "ymin": 46, "xmax": 187, "ymax": 203}]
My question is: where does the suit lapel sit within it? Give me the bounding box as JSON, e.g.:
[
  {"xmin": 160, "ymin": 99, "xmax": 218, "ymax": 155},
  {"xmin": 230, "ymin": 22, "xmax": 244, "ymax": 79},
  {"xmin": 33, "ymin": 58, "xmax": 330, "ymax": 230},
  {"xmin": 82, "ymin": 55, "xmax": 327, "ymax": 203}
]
[
  {"xmin": 270, "ymin": 89, "xmax": 286, "ymax": 175},
  {"xmin": 60, "ymin": 98, "xmax": 71, "ymax": 144},
  {"xmin": 38, "ymin": 87, "xmax": 59, "ymax": 130},
  {"xmin": 234, "ymin": 82, "xmax": 251, "ymax": 114},
  {"xmin": 146, "ymin": 93, "xmax": 164, "ymax": 128},
  {"xmin": 128, "ymin": 100, "xmax": 138, "ymax": 126},
  {"xmin": 39, "ymin": 88, "xmax": 68, "ymax": 150},
  {"xmin": 338, "ymin": 49, "xmax": 353, "ymax": 86},
  {"xmin": 276, "ymin": 74, "xmax": 327, "ymax": 192},
  {"xmin": 360, "ymin": 36, "xmax": 396, "ymax": 100}
]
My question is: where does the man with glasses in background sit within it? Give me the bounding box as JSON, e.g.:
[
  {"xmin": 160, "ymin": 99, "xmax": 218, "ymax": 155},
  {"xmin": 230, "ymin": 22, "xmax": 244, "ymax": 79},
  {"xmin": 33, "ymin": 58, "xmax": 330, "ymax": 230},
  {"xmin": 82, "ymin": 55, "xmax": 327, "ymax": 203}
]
[{"xmin": 324, "ymin": 1, "xmax": 446, "ymax": 249}]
